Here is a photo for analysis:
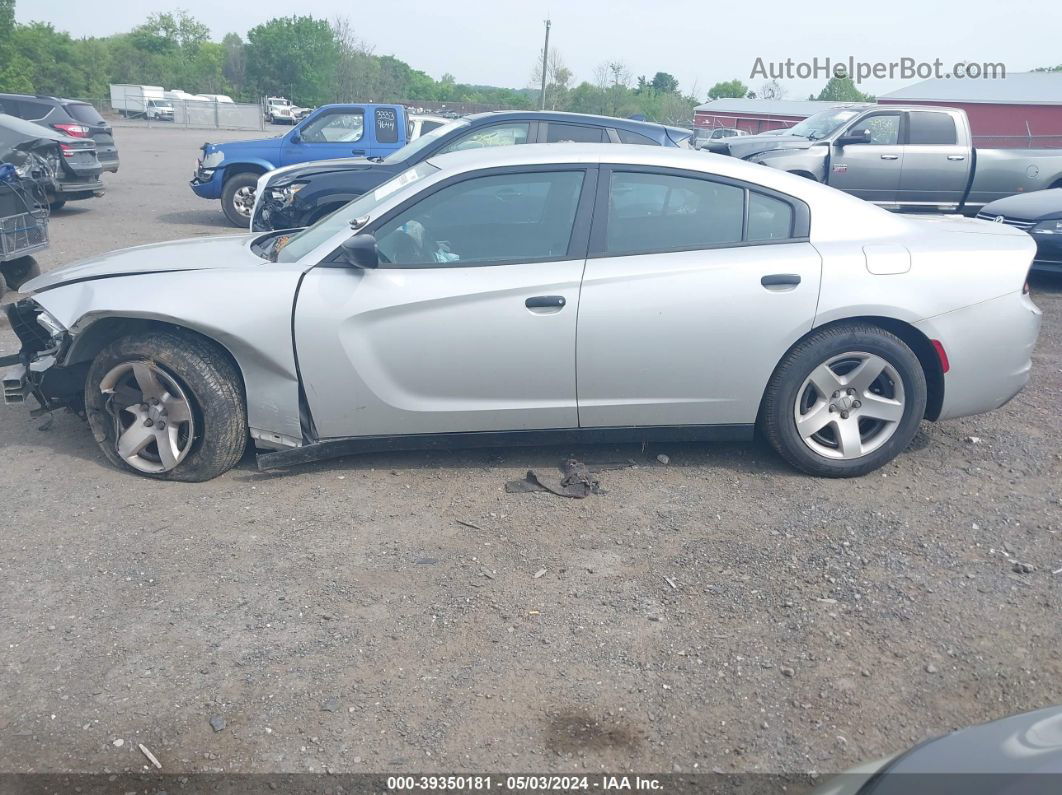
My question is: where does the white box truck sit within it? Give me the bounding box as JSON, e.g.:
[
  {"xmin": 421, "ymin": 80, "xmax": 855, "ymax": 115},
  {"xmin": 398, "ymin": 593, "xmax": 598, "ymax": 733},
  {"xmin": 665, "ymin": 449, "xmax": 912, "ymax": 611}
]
[{"xmin": 109, "ymin": 85, "xmax": 174, "ymax": 121}]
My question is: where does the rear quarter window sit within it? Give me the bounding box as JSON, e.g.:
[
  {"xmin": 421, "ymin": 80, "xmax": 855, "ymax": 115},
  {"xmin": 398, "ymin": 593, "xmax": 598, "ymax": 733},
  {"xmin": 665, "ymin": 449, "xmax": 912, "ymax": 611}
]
[
  {"xmin": 64, "ymin": 102, "xmax": 106, "ymax": 125},
  {"xmin": 375, "ymin": 108, "xmax": 400, "ymax": 144},
  {"xmin": 616, "ymin": 129, "xmax": 658, "ymax": 146}
]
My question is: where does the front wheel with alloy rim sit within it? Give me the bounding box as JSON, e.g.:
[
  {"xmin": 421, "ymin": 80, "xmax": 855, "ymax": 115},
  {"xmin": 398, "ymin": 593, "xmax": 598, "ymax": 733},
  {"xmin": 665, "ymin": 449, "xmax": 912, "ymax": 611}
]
[
  {"xmin": 84, "ymin": 331, "xmax": 247, "ymax": 481},
  {"xmin": 221, "ymin": 173, "xmax": 259, "ymax": 227},
  {"xmin": 761, "ymin": 324, "xmax": 927, "ymax": 477}
]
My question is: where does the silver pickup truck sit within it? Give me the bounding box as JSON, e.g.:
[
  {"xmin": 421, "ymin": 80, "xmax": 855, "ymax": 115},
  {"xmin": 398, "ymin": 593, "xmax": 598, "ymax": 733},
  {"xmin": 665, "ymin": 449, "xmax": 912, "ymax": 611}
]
[{"xmin": 708, "ymin": 104, "xmax": 1062, "ymax": 214}]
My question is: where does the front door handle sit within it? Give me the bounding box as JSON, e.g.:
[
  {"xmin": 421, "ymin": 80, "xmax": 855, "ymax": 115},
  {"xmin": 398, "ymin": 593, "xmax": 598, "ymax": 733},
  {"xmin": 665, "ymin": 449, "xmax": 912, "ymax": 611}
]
[
  {"xmin": 761, "ymin": 273, "xmax": 801, "ymax": 289},
  {"xmin": 525, "ymin": 295, "xmax": 566, "ymax": 309},
  {"xmin": 947, "ymin": 154, "xmax": 966, "ymax": 161},
  {"xmin": 880, "ymin": 154, "xmax": 899, "ymax": 160}
]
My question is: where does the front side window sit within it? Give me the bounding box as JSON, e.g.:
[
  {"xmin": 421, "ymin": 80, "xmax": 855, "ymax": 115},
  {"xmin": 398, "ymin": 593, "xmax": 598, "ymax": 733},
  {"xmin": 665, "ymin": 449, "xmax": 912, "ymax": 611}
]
[
  {"xmin": 375, "ymin": 170, "xmax": 584, "ymax": 266},
  {"xmin": 546, "ymin": 123, "xmax": 606, "ymax": 143},
  {"xmin": 605, "ymin": 172, "xmax": 744, "ymax": 255},
  {"xmin": 438, "ymin": 123, "xmax": 530, "ymax": 154},
  {"xmin": 850, "ymin": 114, "xmax": 901, "ymax": 145},
  {"xmin": 907, "ymin": 111, "xmax": 958, "ymax": 145},
  {"xmin": 300, "ymin": 110, "xmax": 365, "ymax": 143}
]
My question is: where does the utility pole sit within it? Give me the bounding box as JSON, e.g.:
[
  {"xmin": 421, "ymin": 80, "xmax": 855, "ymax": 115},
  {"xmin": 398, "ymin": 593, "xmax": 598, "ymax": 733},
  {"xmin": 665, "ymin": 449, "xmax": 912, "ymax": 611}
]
[{"xmin": 539, "ymin": 19, "xmax": 551, "ymax": 110}]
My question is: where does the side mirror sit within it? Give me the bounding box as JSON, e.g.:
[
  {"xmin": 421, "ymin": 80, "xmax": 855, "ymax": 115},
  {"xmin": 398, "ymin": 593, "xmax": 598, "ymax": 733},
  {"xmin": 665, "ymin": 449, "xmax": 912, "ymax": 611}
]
[
  {"xmin": 289, "ymin": 130, "xmax": 302, "ymax": 144},
  {"xmin": 339, "ymin": 233, "xmax": 379, "ymax": 269},
  {"xmin": 837, "ymin": 128, "xmax": 871, "ymax": 146}
]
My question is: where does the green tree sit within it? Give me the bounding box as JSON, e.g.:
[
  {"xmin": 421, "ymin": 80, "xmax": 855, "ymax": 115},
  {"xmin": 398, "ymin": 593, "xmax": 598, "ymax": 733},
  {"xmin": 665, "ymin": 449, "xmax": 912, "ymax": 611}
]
[
  {"xmin": 650, "ymin": 71, "xmax": 679, "ymax": 93},
  {"xmin": 221, "ymin": 33, "xmax": 246, "ymax": 98},
  {"xmin": 814, "ymin": 76, "xmax": 874, "ymax": 102},
  {"xmin": 245, "ymin": 15, "xmax": 338, "ymax": 105},
  {"xmin": 707, "ymin": 79, "xmax": 748, "ymax": 99}
]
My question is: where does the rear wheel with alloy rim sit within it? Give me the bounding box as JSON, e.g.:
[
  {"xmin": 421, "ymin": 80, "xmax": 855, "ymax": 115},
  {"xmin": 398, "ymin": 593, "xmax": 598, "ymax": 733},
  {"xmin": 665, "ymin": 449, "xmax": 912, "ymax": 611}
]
[
  {"xmin": 762, "ymin": 324, "xmax": 927, "ymax": 477},
  {"xmin": 85, "ymin": 331, "xmax": 247, "ymax": 481}
]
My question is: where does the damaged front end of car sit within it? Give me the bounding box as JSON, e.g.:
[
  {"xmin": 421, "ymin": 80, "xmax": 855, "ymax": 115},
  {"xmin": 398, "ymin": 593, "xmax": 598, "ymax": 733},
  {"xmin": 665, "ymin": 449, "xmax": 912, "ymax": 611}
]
[{"xmin": 1, "ymin": 299, "xmax": 84, "ymax": 415}]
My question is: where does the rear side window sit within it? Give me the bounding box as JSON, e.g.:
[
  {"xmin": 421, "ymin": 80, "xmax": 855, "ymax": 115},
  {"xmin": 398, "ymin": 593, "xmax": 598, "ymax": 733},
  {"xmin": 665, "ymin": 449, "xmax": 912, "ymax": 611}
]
[
  {"xmin": 64, "ymin": 102, "xmax": 105, "ymax": 125},
  {"xmin": 605, "ymin": 172, "xmax": 744, "ymax": 255},
  {"xmin": 616, "ymin": 129, "xmax": 657, "ymax": 146},
  {"xmin": 907, "ymin": 111, "xmax": 958, "ymax": 145},
  {"xmin": 546, "ymin": 123, "xmax": 606, "ymax": 143},
  {"xmin": 747, "ymin": 192, "xmax": 794, "ymax": 241},
  {"xmin": 14, "ymin": 99, "xmax": 52, "ymax": 121},
  {"xmin": 375, "ymin": 108, "xmax": 399, "ymax": 144}
]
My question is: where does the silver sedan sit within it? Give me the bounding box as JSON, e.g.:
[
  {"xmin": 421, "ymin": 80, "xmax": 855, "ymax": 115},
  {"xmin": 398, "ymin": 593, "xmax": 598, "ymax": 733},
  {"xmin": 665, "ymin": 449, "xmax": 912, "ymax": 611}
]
[{"xmin": 1, "ymin": 144, "xmax": 1042, "ymax": 480}]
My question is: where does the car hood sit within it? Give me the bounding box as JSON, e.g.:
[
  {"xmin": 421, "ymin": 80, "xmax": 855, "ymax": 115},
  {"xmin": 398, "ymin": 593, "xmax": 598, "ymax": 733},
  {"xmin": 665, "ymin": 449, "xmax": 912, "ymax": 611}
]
[
  {"xmin": 266, "ymin": 157, "xmax": 392, "ymax": 186},
  {"xmin": 23, "ymin": 234, "xmax": 265, "ymax": 293},
  {"xmin": 712, "ymin": 134, "xmax": 815, "ymax": 159},
  {"xmin": 202, "ymin": 135, "xmax": 284, "ymax": 161},
  {"xmin": 980, "ymin": 188, "xmax": 1062, "ymax": 222}
]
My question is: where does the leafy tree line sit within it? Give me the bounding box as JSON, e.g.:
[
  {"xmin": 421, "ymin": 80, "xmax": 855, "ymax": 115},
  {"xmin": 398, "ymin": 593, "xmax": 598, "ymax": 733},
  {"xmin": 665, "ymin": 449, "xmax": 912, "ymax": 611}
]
[{"xmin": 0, "ymin": 2, "xmax": 702, "ymax": 122}]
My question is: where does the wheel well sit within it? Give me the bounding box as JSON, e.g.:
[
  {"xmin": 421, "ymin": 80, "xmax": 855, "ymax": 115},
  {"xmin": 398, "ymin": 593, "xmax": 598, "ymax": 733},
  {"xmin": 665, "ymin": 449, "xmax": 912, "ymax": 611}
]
[
  {"xmin": 223, "ymin": 164, "xmax": 266, "ymax": 185},
  {"xmin": 1050, "ymin": 177, "xmax": 1062, "ymax": 190},
  {"xmin": 65, "ymin": 318, "xmax": 247, "ymax": 398},
  {"xmin": 788, "ymin": 170, "xmax": 818, "ymax": 182},
  {"xmin": 802, "ymin": 316, "xmax": 945, "ymax": 421}
]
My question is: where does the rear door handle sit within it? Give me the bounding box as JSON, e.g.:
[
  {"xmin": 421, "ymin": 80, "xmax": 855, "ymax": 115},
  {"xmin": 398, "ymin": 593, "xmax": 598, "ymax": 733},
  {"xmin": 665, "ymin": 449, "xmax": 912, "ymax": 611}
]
[
  {"xmin": 947, "ymin": 154, "xmax": 966, "ymax": 161},
  {"xmin": 880, "ymin": 154, "xmax": 899, "ymax": 160},
  {"xmin": 761, "ymin": 274, "xmax": 801, "ymax": 289},
  {"xmin": 351, "ymin": 149, "xmax": 366, "ymax": 155},
  {"xmin": 525, "ymin": 295, "xmax": 566, "ymax": 309}
]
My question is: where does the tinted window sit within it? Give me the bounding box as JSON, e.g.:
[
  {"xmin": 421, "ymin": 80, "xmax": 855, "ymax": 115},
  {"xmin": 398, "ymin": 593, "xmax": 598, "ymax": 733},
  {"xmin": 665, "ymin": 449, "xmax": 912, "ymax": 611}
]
[
  {"xmin": 617, "ymin": 128, "xmax": 657, "ymax": 146},
  {"xmin": 300, "ymin": 110, "xmax": 364, "ymax": 143},
  {"xmin": 852, "ymin": 114, "xmax": 901, "ymax": 145},
  {"xmin": 438, "ymin": 123, "xmax": 530, "ymax": 153},
  {"xmin": 64, "ymin": 102, "xmax": 105, "ymax": 125},
  {"xmin": 14, "ymin": 99, "xmax": 52, "ymax": 121},
  {"xmin": 907, "ymin": 111, "xmax": 958, "ymax": 145},
  {"xmin": 747, "ymin": 192, "xmax": 794, "ymax": 241},
  {"xmin": 546, "ymin": 123, "xmax": 606, "ymax": 143},
  {"xmin": 606, "ymin": 172, "xmax": 744, "ymax": 255},
  {"xmin": 375, "ymin": 108, "xmax": 399, "ymax": 144},
  {"xmin": 376, "ymin": 170, "xmax": 584, "ymax": 266}
]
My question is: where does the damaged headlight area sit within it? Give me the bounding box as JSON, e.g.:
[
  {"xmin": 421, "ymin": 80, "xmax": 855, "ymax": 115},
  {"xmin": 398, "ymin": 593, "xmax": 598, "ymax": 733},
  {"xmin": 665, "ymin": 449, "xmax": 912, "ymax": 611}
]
[
  {"xmin": 268, "ymin": 181, "xmax": 306, "ymax": 205},
  {"xmin": 1, "ymin": 299, "xmax": 77, "ymax": 411}
]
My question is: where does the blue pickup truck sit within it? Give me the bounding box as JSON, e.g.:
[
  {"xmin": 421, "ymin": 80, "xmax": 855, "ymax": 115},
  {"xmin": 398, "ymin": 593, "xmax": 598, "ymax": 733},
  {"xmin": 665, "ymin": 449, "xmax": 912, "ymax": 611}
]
[{"xmin": 190, "ymin": 103, "xmax": 408, "ymax": 226}]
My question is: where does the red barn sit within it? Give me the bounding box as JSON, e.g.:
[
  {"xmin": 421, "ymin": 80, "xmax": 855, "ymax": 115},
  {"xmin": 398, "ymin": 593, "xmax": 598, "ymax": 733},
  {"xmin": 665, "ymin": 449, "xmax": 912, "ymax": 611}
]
[
  {"xmin": 693, "ymin": 99, "xmax": 847, "ymax": 134},
  {"xmin": 879, "ymin": 72, "xmax": 1062, "ymax": 148}
]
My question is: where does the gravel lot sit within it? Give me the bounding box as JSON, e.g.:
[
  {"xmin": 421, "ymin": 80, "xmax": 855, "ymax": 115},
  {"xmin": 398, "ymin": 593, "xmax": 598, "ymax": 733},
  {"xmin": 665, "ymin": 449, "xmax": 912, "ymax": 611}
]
[{"xmin": 1, "ymin": 124, "xmax": 1060, "ymax": 779}]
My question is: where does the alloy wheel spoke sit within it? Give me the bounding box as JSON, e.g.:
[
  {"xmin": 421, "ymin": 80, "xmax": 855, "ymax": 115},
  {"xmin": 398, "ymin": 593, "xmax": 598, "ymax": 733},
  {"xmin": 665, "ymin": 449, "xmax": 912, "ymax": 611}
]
[
  {"xmin": 834, "ymin": 419, "xmax": 864, "ymax": 459},
  {"xmin": 859, "ymin": 393, "xmax": 904, "ymax": 423},
  {"xmin": 845, "ymin": 355, "xmax": 888, "ymax": 394},
  {"xmin": 131, "ymin": 362, "xmax": 166, "ymax": 401},
  {"xmin": 797, "ymin": 401, "xmax": 833, "ymax": 440},
  {"xmin": 156, "ymin": 426, "xmax": 182, "ymax": 470},
  {"xmin": 163, "ymin": 395, "xmax": 192, "ymax": 423},
  {"xmin": 117, "ymin": 421, "xmax": 156, "ymax": 460},
  {"xmin": 808, "ymin": 364, "xmax": 843, "ymax": 398}
]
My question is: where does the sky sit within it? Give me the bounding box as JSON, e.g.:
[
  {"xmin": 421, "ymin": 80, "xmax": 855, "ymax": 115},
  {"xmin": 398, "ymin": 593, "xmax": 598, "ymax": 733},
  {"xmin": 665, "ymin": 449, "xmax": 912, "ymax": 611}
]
[{"xmin": 16, "ymin": 0, "xmax": 1062, "ymax": 99}]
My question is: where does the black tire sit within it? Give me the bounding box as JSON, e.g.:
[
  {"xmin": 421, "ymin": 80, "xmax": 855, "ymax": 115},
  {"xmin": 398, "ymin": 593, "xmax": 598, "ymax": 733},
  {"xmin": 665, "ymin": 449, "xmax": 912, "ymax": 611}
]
[
  {"xmin": 221, "ymin": 172, "xmax": 259, "ymax": 227},
  {"xmin": 761, "ymin": 323, "xmax": 927, "ymax": 478},
  {"xmin": 1, "ymin": 256, "xmax": 41, "ymax": 291},
  {"xmin": 49, "ymin": 199, "xmax": 67, "ymax": 211},
  {"xmin": 84, "ymin": 331, "xmax": 247, "ymax": 482}
]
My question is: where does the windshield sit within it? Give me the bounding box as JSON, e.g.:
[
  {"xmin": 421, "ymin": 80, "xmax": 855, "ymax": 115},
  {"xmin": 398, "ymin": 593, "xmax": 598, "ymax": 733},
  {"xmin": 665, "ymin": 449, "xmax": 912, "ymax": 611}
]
[
  {"xmin": 151, "ymin": 100, "xmax": 173, "ymax": 108},
  {"xmin": 786, "ymin": 109, "xmax": 862, "ymax": 140},
  {"xmin": 275, "ymin": 161, "xmax": 439, "ymax": 263},
  {"xmin": 383, "ymin": 118, "xmax": 470, "ymax": 164}
]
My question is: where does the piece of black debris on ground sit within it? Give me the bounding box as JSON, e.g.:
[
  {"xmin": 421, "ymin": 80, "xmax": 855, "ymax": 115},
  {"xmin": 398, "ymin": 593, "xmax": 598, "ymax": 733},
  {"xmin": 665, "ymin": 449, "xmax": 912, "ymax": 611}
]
[{"xmin": 505, "ymin": 458, "xmax": 633, "ymax": 499}]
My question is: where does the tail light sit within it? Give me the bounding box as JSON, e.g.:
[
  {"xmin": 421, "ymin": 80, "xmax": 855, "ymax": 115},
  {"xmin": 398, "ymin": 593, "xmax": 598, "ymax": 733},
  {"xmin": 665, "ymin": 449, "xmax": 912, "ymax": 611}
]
[
  {"xmin": 53, "ymin": 123, "xmax": 90, "ymax": 138},
  {"xmin": 58, "ymin": 143, "xmax": 75, "ymax": 158}
]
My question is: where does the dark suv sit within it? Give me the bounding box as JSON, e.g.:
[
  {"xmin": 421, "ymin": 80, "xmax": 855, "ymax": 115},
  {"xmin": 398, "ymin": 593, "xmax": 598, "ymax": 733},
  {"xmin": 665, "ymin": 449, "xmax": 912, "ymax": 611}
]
[
  {"xmin": 0, "ymin": 94, "xmax": 119, "ymax": 174},
  {"xmin": 252, "ymin": 111, "xmax": 693, "ymax": 231}
]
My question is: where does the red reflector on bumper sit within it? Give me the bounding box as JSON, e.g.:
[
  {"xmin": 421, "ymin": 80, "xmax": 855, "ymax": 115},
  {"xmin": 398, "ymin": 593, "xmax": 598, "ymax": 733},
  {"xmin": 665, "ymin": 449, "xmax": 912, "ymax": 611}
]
[{"xmin": 931, "ymin": 339, "xmax": 950, "ymax": 374}]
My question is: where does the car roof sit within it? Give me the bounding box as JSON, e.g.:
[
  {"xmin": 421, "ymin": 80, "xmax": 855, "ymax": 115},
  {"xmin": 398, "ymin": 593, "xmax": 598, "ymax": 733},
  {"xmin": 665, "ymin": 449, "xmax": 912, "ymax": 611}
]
[{"xmin": 463, "ymin": 109, "xmax": 689, "ymax": 137}]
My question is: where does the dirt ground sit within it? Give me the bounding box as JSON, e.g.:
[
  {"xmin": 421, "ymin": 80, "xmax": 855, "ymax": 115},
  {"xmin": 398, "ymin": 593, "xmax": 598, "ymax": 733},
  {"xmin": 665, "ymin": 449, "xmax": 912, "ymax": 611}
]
[{"xmin": 1, "ymin": 124, "xmax": 1060, "ymax": 779}]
